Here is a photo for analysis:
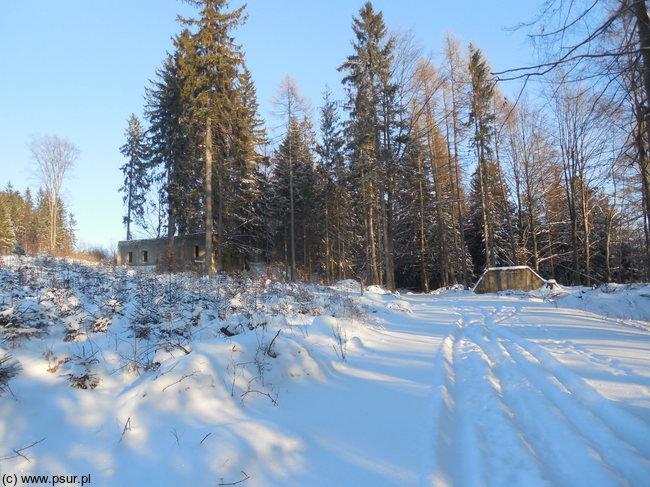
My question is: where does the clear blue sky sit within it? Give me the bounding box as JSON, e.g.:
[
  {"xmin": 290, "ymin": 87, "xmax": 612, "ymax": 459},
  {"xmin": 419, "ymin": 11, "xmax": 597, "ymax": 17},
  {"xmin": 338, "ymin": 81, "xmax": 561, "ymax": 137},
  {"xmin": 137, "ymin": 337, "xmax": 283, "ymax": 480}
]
[{"xmin": 0, "ymin": 0, "xmax": 538, "ymax": 250}]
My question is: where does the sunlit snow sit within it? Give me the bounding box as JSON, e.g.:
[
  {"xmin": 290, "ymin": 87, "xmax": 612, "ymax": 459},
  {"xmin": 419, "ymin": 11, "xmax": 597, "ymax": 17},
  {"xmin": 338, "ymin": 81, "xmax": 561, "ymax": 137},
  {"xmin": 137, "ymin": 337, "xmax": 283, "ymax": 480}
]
[{"xmin": 1, "ymin": 257, "xmax": 649, "ymax": 486}]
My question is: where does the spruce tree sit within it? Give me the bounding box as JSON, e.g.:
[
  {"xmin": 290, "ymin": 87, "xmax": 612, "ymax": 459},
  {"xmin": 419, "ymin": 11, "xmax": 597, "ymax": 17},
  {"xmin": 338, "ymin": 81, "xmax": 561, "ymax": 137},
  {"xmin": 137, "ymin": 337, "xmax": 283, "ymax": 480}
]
[
  {"xmin": 176, "ymin": 0, "xmax": 247, "ymax": 275},
  {"xmin": 339, "ymin": 1, "xmax": 399, "ymax": 289},
  {"xmin": 0, "ymin": 198, "xmax": 16, "ymax": 254},
  {"xmin": 223, "ymin": 64, "xmax": 267, "ymax": 264},
  {"xmin": 3, "ymin": 184, "xmax": 26, "ymax": 250},
  {"xmin": 269, "ymin": 115, "xmax": 317, "ymax": 280},
  {"xmin": 0, "ymin": 186, "xmax": 78, "ymax": 256},
  {"xmin": 146, "ymin": 49, "xmax": 201, "ymax": 239},
  {"xmin": 271, "ymin": 76, "xmax": 311, "ymax": 281},
  {"xmin": 143, "ymin": 2, "xmax": 262, "ymax": 273},
  {"xmin": 119, "ymin": 114, "xmax": 151, "ymax": 241},
  {"xmin": 393, "ymin": 126, "xmax": 436, "ymax": 291},
  {"xmin": 316, "ymin": 88, "xmax": 351, "ymax": 282},
  {"xmin": 467, "ymin": 45, "xmax": 500, "ymax": 272}
]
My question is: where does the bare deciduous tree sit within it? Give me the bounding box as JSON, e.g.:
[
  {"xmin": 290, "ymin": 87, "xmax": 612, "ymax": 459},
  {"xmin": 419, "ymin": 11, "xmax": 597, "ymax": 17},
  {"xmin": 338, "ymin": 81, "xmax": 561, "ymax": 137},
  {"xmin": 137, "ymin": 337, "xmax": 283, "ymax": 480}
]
[{"xmin": 30, "ymin": 135, "xmax": 79, "ymax": 252}]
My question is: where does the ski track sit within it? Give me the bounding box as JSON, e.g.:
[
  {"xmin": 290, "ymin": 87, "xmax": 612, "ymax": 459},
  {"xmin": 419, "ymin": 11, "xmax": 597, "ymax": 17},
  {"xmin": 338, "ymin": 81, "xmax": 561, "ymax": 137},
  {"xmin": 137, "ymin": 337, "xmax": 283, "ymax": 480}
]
[
  {"xmin": 422, "ymin": 302, "xmax": 650, "ymax": 487},
  {"xmin": 543, "ymin": 336, "xmax": 650, "ymax": 390}
]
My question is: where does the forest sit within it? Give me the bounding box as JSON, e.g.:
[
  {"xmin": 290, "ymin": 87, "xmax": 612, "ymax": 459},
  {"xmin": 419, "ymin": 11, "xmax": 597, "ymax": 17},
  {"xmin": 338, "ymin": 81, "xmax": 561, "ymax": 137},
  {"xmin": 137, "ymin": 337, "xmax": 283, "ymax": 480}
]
[
  {"xmin": 12, "ymin": 0, "xmax": 649, "ymax": 291},
  {"xmin": 0, "ymin": 185, "xmax": 76, "ymax": 257}
]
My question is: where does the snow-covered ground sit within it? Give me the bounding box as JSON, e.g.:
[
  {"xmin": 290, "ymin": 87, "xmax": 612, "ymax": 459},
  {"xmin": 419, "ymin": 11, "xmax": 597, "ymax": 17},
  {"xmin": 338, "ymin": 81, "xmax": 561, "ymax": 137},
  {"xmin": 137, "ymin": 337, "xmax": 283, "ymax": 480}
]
[{"xmin": 1, "ymin": 257, "xmax": 649, "ymax": 486}]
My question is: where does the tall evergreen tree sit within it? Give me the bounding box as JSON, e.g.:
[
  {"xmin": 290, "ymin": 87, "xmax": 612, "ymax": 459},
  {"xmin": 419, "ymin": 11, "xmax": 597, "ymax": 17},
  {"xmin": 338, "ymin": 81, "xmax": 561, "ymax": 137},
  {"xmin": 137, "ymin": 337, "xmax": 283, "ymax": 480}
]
[
  {"xmin": 176, "ymin": 0, "xmax": 247, "ymax": 275},
  {"xmin": 466, "ymin": 45, "xmax": 516, "ymax": 272},
  {"xmin": 119, "ymin": 114, "xmax": 151, "ymax": 241},
  {"xmin": 269, "ymin": 114, "xmax": 317, "ymax": 280},
  {"xmin": 146, "ymin": 48, "xmax": 201, "ymax": 239},
  {"xmin": 316, "ymin": 88, "xmax": 351, "ymax": 282},
  {"xmin": 339, "ymin": 1, "xmax": 399, "ymax": 289},
  {"xmin": 222, "ymin": 64, "xmax": 267, "ymax": 264},
  {"xmin": 2, "ymin": 184, "xmax": 26, "ymax": 251},
  {"xmin": 393, "ymin": 124, "xmax": 437, "ymax": 291},
  {"xmin": 0, "ymin": 198, "xmax": 16, "ymax": 254},
  {"xmin": 271, "ymin": 76, "xmax": 311, "ymax": 280}
]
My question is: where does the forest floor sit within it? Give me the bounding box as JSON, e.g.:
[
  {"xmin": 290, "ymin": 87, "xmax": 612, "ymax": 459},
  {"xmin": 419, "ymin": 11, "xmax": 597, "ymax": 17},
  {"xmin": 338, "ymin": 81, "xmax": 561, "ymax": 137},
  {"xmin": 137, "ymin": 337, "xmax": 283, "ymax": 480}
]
[{"xmin": 1, "ymin": 257, "xmax": 649, "ymax": 486}]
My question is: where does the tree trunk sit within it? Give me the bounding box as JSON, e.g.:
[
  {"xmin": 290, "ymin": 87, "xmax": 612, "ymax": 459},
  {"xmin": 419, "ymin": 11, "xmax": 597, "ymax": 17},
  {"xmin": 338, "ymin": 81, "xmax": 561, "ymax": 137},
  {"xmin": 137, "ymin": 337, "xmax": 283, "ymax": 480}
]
[
  {"xmin": 605, "ymin": 221, "xmax": 612, "ymax": 283},
  {"xmin": 126, "ymin": 185, "xmax": 133, "ymax": 241},
  {"xmin": 217, "ymin": 160, "xmax": 224, "ymax": 273},
  {"xmin": 381, "ymin": 187, "xmax": 394, "ymax": 291},
  {"xmin": 432, "ymin": 151, "xmax": 449, "ymax": 287},
  {"xmin": 325, "ymin": 197, "xmax": 331, "ymax": 284},
  {"xmin": 445, "ymin": 35, "xmax": 469, "ymax": 288},
  {"xmin": 493, "ymin": 115, "xmax": 518, "ymax": 265},
  {"xmin": 580, "ymin": 178, "xmax": 591, "ymax": 285},
  {"xmin": 166, "ymin": 189, "xmax": 176, "ymax": 262},
  {"xmin": 288, "ymin": 141, "xmax": 296, "ymax": 281},
  {"xmin": 368, "ymin": 179, "xmax": 379, "ymax": 285},
  {"xmin": 417, "ymin": 154, "xmax": 430, "ymax": 293},
  {"xmin": 48, "ymin": 196, "xmax": 57, "ymax": 252},
  {"xmin": 476, "ymin": 125, "xmax": 492, "ymax": 269},
  {"xmin": 525, "ymin": 177, "xmax": 540, "ymax": 272},
  {"xmin": 204, "ymin": 114, "xmax": 214, "ymax": 276},
  {"xmin": 633, "ymin": 0, "xmax": 650, "ymax": 278}
]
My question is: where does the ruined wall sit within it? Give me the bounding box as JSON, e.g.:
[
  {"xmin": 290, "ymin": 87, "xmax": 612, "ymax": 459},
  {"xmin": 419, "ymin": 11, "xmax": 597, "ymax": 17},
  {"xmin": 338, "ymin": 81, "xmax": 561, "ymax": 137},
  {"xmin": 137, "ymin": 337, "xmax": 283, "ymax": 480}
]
[
  {"xmin": 116, "ymin": 233, "xmax": 255, "ymax": 271},
  {"xmin": 117, "ymin": 234, "xmax": 206, "ymax": 267},
  {"xmin": 473, "ymin": 266, "xmax": 545, "ymax": 294}
]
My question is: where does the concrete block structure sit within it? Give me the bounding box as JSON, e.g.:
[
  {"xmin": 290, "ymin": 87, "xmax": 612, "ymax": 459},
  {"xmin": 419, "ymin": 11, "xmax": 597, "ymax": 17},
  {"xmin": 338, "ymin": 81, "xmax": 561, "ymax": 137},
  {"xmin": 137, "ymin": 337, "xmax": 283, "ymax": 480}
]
[
  {"xmin": 117, "ymin": 233, "xmax": 261, "ymax": 272},
  {"xmin": 117, "ymin": 233, "xmax": 208, "ymax": 267},
  {"xmin": 472, "ymin": 266, "xmax": 545, "ymax": 294}
]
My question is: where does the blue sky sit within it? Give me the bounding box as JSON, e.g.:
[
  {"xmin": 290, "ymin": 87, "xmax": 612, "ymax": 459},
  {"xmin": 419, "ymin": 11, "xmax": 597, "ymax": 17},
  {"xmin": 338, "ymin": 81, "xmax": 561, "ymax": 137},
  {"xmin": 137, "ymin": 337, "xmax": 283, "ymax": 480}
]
[{"xmin": 0, "ymin": 1, "xmax": 538, "ymax": 250}]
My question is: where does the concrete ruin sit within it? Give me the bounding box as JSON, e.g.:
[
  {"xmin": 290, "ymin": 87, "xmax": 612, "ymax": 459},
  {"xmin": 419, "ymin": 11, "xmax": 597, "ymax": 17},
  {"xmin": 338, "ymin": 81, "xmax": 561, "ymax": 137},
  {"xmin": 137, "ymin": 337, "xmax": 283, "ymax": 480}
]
[
  {"xmin": 472, "ymin": 266, "xmax": 546, "ymax": 294},
  {"xmin": 117, "ymin": 233, "xmax": 207, "ymax": 267},
  {"xmin": 116, "ymin": 233, "xmax": 255, "ymax": 272}
]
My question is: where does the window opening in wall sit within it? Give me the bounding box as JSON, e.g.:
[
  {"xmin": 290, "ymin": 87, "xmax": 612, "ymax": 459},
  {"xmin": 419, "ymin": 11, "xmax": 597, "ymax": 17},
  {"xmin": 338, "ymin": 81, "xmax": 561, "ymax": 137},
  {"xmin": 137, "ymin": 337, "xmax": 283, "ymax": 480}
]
[
  {"xmin": 194, "ymin": 245, "xmax": 200, "ymax": 259},
  {"xmin": 143, "ymin": 250, "xmax": 148, "ymax": 263},
  {"xmin": 127, "ymin": 252, "xmax": 133, "ymax": 263}
]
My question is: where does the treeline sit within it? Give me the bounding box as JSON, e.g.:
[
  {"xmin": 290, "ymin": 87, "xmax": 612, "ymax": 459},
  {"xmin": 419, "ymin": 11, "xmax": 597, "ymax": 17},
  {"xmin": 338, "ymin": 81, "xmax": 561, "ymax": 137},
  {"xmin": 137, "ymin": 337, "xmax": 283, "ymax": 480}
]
[
  {"xmin": 0, "ymin": 184, "xmax": 76, "ymax": 256},
  {"xmin": 122, "ymin": 0, "xmax": 650, "ymax": 289}
]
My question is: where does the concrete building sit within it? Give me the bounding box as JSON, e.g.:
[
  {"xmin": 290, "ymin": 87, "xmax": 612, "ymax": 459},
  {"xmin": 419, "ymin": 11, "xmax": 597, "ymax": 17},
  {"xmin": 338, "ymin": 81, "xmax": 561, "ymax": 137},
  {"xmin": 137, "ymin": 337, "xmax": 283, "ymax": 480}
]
[
  {"xmin": 117, "ymin": 233, "xmax": 262, "ymax": 272},
  {"xmin": 472, "ymin": 266, "xmax": 546, "ymax": 294},
  {"xmin": 117, "ymin": 233, "xmax": 208, "ymax": 267}
]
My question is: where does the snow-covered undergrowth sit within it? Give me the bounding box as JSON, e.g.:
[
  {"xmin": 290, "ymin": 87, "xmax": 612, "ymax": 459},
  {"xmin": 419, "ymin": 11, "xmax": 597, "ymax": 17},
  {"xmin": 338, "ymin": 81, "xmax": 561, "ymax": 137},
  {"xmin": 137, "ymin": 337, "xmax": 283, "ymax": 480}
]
[
  {"xmin": 554, "ymin": 283, "xmax": 650, "ymax": 323},
  {"xmin": 0, "ymin": 256, "xmax": 369, "ymax": 486},
  {"xmin": 2, "ymin": 257, "xmax": 650, "ymax": 487}
]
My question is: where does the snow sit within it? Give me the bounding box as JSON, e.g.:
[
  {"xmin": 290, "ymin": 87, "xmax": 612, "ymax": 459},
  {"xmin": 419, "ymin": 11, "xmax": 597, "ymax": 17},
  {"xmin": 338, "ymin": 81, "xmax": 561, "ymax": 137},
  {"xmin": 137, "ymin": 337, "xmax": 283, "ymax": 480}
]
[
  {"xmin": 1, "ymin": 257, "xmax": 650, "ymax": 486},
  {"xmin": 554, "ymin": 283, "xmax": 650, "ymax": 323}
]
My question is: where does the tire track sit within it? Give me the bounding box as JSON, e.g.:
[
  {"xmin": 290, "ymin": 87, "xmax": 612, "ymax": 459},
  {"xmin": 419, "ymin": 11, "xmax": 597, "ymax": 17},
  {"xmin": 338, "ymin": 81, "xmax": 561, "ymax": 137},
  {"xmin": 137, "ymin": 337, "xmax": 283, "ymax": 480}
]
[
  {"xmin": 540, "ymin": 337, "xmax": 650, "ymax": 390},
  {"xmin": 491, "ymin": 325, "xmax": 650, "ymax": 485},
  {"xmin": 475, "ymin": 319, "xmax": 623, "ymax": 487},
  {"xmin": 429, "ymin": 309, "xmax": 549, "ymax": 487},
  {"xmin": 426, "ymin": 303, "xmax": 650, "ymax": 486}
]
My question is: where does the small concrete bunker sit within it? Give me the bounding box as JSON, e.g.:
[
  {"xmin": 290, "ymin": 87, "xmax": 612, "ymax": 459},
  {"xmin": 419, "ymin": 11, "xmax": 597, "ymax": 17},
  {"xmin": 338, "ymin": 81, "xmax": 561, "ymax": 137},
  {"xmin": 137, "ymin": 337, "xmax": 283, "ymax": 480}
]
[
  {"xmin": 117, "ymin": 232, "xmax": 261, "ymax": 272},
  {"xmin": 117, "ymin": 233, "xmax": 208, "ymax": 267},
  {"xmin": 472, "ymin": 266, "xmax": 545, "ymax": 294}
]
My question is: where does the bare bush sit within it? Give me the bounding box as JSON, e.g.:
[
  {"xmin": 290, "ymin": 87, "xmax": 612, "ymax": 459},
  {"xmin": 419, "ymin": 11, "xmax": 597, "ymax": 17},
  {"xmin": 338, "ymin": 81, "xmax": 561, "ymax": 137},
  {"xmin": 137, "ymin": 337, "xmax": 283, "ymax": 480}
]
[{"xmin": 332, "ymin": 321, "xmax": 347, "ymax": 362}]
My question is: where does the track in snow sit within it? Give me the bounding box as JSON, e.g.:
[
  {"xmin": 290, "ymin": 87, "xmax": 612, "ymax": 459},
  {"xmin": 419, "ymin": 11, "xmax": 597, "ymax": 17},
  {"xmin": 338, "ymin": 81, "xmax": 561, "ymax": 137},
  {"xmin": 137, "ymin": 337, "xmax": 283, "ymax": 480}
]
[{"xmin": 422, "ymin": 303, "xmax": 650, "ymax": 487}]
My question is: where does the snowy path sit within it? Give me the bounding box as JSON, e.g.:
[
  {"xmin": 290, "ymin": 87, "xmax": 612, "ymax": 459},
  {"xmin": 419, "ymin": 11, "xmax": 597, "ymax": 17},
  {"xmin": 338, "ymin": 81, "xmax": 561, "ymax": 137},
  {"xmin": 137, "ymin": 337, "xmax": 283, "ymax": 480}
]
[
  {"xmin": 3, "ymin": 283, "xmax": 650, "ymax": 487},
  {"xmin": 422, "ymin": 301, "xmax": 650, "ymax": 487},
  {"xmin": 301, "ymin": 292, "xmax": 650, "ymax": 487}
]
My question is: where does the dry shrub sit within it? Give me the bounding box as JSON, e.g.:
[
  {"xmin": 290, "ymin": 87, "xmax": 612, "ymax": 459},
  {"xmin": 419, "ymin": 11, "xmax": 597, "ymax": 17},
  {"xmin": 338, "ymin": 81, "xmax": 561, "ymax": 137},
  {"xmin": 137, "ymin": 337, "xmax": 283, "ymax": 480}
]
[{"xmin": 156, "ymin": 246, "xmax": 201, "ymax": 275}]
